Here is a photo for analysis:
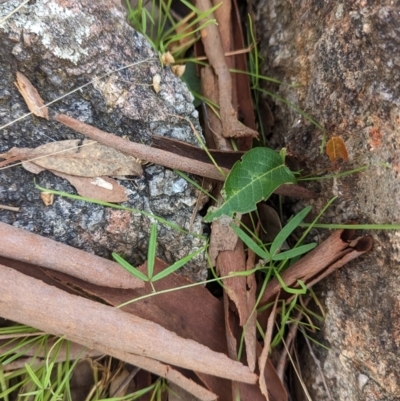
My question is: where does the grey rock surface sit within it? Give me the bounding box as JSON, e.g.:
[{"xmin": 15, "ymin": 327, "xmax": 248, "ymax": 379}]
[
  {"xmin": 255, "ymin": 0, "xmax": 400, "ymax": 400},
  {"xmin": 0, "ymin": 0, "xmax": 207, "ymax": 282}
]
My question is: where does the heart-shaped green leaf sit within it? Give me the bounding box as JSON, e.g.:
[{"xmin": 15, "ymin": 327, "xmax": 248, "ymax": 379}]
[{"xmin": 204, "ymin": 148, "xmax": 296, "ymax": 222}]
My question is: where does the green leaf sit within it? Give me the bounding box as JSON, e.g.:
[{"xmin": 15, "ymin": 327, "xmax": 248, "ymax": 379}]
[
  {"xmin": 271, "ymin": 243, "xmax": 317, "ymax": 261},
  {"xmin": 112, "ymin": 252, "xmax": 149, "ymax": 282},
  {"xmin": 230, "ymin": 224, "xmax": 270, "ymax": 260},
  {"xmin": 204, "ymin": 148, "xmax": 296, "ymax": 222},
  {"xmin": 24, "ymin": 364, "xmax": 43, "ymax": 389},
  {"xmin": 147, "ymin": 223, "xmax": 158, "ymax": 280},
  {"xmin": 152, "ymin": 247, "xmax": 205, "ymax": 281},
  {"xmin": 270, "ymin": 206, "xmax": 312, "ymax": 257}
]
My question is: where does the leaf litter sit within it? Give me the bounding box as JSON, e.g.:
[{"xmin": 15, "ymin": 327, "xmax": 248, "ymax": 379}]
[
  {"xmin": 0, "ymin": 139, "xmax": 143, "ymax": 202},
  {"xmin": 0, "ymin": 11, "xmax": 375, "ymax": 401}
]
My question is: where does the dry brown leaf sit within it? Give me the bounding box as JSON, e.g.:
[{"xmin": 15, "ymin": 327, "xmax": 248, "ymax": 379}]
[
  {"xmin": 53, "ymin": 172, "xmax": 128, "ymax": 203},
  {"xmin": 14, "ymin": 71, "xmax": 49, "ymax": 119},
  {"xmin": 27, "ymin": 139, "xmax": 143, "ymax": 177},
  {"xmin": 326, "ymin": 136, "xmax": 349, "ymax": 163},
  {"xmin": 22, "ymin": 160, "xmax": 45, "ymax": 174},
  {"xmin": 23, "ymin": 159, "xmax": 129, "ymax": 203}
]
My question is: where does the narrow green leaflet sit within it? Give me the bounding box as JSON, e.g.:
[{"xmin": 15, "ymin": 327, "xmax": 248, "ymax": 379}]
[
  {"xmin": 204, "ymin": 148, "xmax": 296, "ymax": 222},
  {"xmin": 152, "ymin": 246, "xmax": 205, "ymax": 281},
  {"xmin": 112, "ymin": 252, "xmax": 149, "ymax": 282},
  {"xmin": 270, "ymin": 206, "xmax": 312, "ymax": 257},
  {"xmin": 271, "ymin": 243, "xmax": 317, "ymax": 260},
  {"xmin": 230, "ymin": 224, "xmax": 270, "ymax": 260}
]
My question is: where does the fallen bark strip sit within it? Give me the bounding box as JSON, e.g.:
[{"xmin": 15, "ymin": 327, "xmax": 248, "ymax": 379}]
[
  {"xmin": 259, "ymin": 230, "xmax": 373, "ymax": 307},
  {"xmin": 195, "ymin": 0, "xmax": 258, "ymax": 139},
  {"xmin": 54, "ymin": 113, "xmax": 229, "ymax": 181},
  {"xmin": 45, "ymin": 259, "xmax": 234, "ymax": 401},
  {"xmin": 0, "ymin": 264, "xmax": 258, "ymax": 385},
  {"xmin": 109, "ymin": 349, "xmax": 218, "ymax": 401},
  {"xmin": 0, "ymin": 222, "xmax": 143, "ymax": 290}
]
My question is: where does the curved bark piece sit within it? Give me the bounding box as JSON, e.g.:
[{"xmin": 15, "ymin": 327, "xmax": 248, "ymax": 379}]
[
  {"xmin": 0, "ymin": 264, "xmax": 258, "ymax": 385},
  {"xmin": 0, "ymin": 222, "xmax": 143, "ymax": 289},
  {"xmin": 259, "ymin": 230, "xmax": 373, "ymax": 307}
]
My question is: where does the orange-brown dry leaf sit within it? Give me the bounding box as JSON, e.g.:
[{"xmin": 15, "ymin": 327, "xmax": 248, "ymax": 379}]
[
  {"xmin": 326, "ymin": 136, "xmax": 349, "ymax": 162},
  {"xmin": 14, "ymin": 72, "xmax": 49, "ymax": 120}
]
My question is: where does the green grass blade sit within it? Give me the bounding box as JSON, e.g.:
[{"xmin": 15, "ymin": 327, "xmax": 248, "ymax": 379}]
[
  {"xmin": 174, "ymin": 170, "xmax": 217, "ymax": 202},
  {"xmin": 34, "ymin": 183, "xmax": 205, "ymax": 239},
  {"xmin": 298, "ymin": 165, "xmax": 368, "ymax": 181},
  {"xmin": 271, "ymin": 243, "xmax": 316, "ymax": 261},
  {"xmin": 270, "ymin": 206, "xmax": 312, "ymax": 257},
  {"xmin": 23, "ymin": 364, "xmax": 43, "ymax": 390},
  {"xmin": 230, "ymin": 224, "xmax": 270, "ymax": 260},
  {"xmin": 147, "ymin": 223, "xmax": 158, "ymax": 280},
  {"xmin": 152, "ymin": 246, "xmax": 205, "ymax": 281},
  {"xmin": 274, "ymin": 270, "xmax": 307, "ymax": 295},
  {"xmin": 271, "ymin": 296, "xmax": 298, "ymax": 347},
  {"xmin": 112, "ymin": 252, "xmax": 149, "ymax": 282}
]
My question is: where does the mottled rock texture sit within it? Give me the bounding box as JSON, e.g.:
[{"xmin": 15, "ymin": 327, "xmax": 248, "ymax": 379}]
[
  {"xmin": 0, "ymin": 0, "xmax": 207, "ymax": 282},
  {"xmin": 255, "ymin": 1, "xmax": 400, "ymax": 400}
]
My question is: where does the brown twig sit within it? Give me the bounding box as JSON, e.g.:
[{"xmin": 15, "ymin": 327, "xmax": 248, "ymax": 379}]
[
  {"xmin": 0, "ymin": 204, "xmax": 20, "ymax": 212},
  {"xmin": 54, "ymin": 113, "xmax": 228, "ymax": 181},
  {"xmin": 258, "ymin": 294, "xmax": 279, "ymax": 401}
]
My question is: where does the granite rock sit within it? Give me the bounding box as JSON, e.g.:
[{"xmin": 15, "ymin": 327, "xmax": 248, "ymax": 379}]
[
  {"xmin": 0, "ymin": 0, "xmax": 207, "ymax": 282},
  {"xmin": 255, "ymin": 0, "xmax": 400, "ymax": 399}
]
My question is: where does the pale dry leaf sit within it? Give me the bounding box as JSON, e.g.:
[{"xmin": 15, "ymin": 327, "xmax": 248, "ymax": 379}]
[
  {"xmin": 109, "ymin": 367, "xmax": 131, "ymax": 397},
  {"xmin": 153, "ymin": 74, "xmax": 161, "ymax": 93},
  {"xmin": 22, "ymin": 160, "xmax": 45, "ymax": 174},
  {"xmin": 40, "ymin": 192, "xmax": 54, "ymax": 206},
  {"xmin": 0, "ymin": 147, "xmax": 31, "ymax": 160},
  {"xmin": 23, "ymin": 160, "xmax": 128, "ymax": 202},
  {"xmin": 29, "ymin": 139, "xmax": 143, "ymax": 177},
  {"xmin": 14, "ymin": 72, "xmax": 49, "ymax": 120},
  {"xmin": 171, "ymin": 65, "xmax": 186, "ymax": 77},
  {"xmin": 91, "ymin": 176, "xmax": 114, "ymax": 190},
  {"xmin": 161, "ymin": 51, "xmax": 175, "ymax": 66}
]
